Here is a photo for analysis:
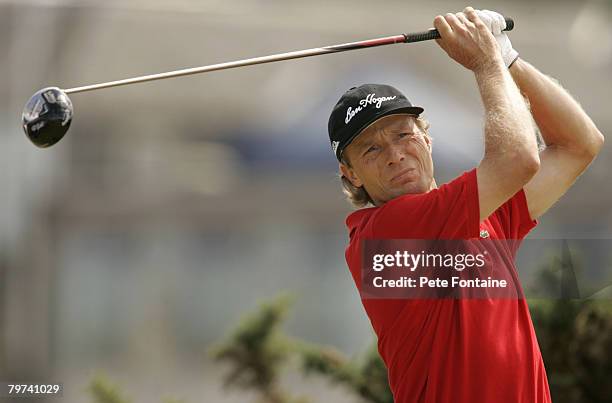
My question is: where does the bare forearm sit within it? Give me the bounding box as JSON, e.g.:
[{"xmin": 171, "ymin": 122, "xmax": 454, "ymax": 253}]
[
  {"xmin": 475, "ymin": 60, "xmax": 539, "ymax": 160},
  {"xmin": 509, "ymin": 58, "xmax": 604, "ymax": 156}
]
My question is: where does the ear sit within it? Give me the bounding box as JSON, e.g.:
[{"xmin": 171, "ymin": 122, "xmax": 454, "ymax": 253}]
[{"xmin": 339, "ymin": 162, "xmax": 363, "ymax": 188}]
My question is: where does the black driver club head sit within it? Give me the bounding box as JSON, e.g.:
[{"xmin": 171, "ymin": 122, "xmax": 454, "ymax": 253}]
[{"xmin": 22, "ymin": 87, "xmax": 73, "ymax": 148}]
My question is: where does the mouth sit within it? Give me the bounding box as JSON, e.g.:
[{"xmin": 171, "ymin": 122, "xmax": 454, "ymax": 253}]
[{"xmin": 390, "ymin": 168, "xmax": 416, "ymax": 184}]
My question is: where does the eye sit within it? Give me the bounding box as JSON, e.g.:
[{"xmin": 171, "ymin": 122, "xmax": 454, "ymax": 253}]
[{"xmin": 363, "ymin": 145, "xmax": 379, "ymax": 155}]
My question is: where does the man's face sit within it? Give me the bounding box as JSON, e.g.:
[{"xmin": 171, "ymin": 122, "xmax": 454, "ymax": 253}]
[{"xmin": 340, "ymin": 114, "xmax": 434, "ymax": 205}]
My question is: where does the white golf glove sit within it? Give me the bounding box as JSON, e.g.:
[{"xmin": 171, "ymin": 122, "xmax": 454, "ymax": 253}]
[{"xmin": 476, "ymin": 9, "xmax": 519, "ymax": 68}]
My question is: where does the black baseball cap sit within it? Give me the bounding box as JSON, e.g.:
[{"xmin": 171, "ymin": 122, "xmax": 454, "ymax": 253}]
[{"xmin": 328, "ymin": 84, "xmax": 424, "ymax": 161}]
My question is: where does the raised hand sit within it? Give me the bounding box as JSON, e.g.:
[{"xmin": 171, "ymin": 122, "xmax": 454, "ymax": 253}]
[{"xmin": 433, "ymin": 6, "xmax": 504, "ymax": 73}]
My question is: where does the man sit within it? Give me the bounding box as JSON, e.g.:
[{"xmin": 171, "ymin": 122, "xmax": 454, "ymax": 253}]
[{"xmin": 327, "ymin": 7, "xmax": 604, "ymax": 403}]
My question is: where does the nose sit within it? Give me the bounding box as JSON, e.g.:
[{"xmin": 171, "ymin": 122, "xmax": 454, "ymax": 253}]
[{"xmin": 386, "ymin": 145, "xmax": 405, "ymax": 166}]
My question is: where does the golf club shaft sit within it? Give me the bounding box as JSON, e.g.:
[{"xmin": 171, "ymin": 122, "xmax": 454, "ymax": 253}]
[{"xmin": 64, "ymin": 17, "xmax": 514, "ymax": 95}]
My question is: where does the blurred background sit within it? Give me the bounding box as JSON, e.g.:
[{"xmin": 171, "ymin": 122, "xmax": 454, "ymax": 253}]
[{"xmin": 1, "ymin": 0, "xmax": 611, "ymax": 402}]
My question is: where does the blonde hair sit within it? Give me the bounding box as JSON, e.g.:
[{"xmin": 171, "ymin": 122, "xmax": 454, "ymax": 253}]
[{"xmin": 339, "ymin": 116, "xmax": 431, "ymax": 208}]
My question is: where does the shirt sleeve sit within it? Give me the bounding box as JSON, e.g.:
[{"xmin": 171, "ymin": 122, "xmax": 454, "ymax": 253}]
[
  {"xmin": 365, "ymin": 169, "xmax": 481, "ymax": 239},
  {"xmin": 490, "ymin": 188, "xmax": 538, "ymax": 240}
]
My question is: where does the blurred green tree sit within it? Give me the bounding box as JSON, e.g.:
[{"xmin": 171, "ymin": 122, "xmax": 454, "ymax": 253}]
[
  {"xmin": 526, "ymin": 240, "xmax": 612, "ymax": 403},
  {"xmin": 209, "ymin": 293, "xmax": 307, "ymax": 403},
  {"xmin": 88, "ymin": 374, "xmax": 185, "ymax": 403},
  {"xmin": 89, "ymin": 374, "xmax": 132, "ymax": 403},
  {"xmin": 210, "ymin": 293, "xmax": 392, "ymax": 403}
]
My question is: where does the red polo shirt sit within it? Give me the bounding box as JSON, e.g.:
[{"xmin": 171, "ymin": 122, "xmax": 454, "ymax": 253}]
[{"xmin": 344, "ymin": 168, "xmax": 551, "ymax": 403}]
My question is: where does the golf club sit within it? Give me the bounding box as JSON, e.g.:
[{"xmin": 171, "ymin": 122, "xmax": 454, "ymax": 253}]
[{"xmin": 21, "ymin": 17, "xmax": 514, "ymax": 148}]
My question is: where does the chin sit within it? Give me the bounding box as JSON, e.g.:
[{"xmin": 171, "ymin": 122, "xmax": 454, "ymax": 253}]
[
  {"xmin": 397, "ymin": 180, "xmax": 428, "ymax": 196},
  {"xmin": 385, "ymin": 185, "xmax": 419, "ymax": 200}
]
